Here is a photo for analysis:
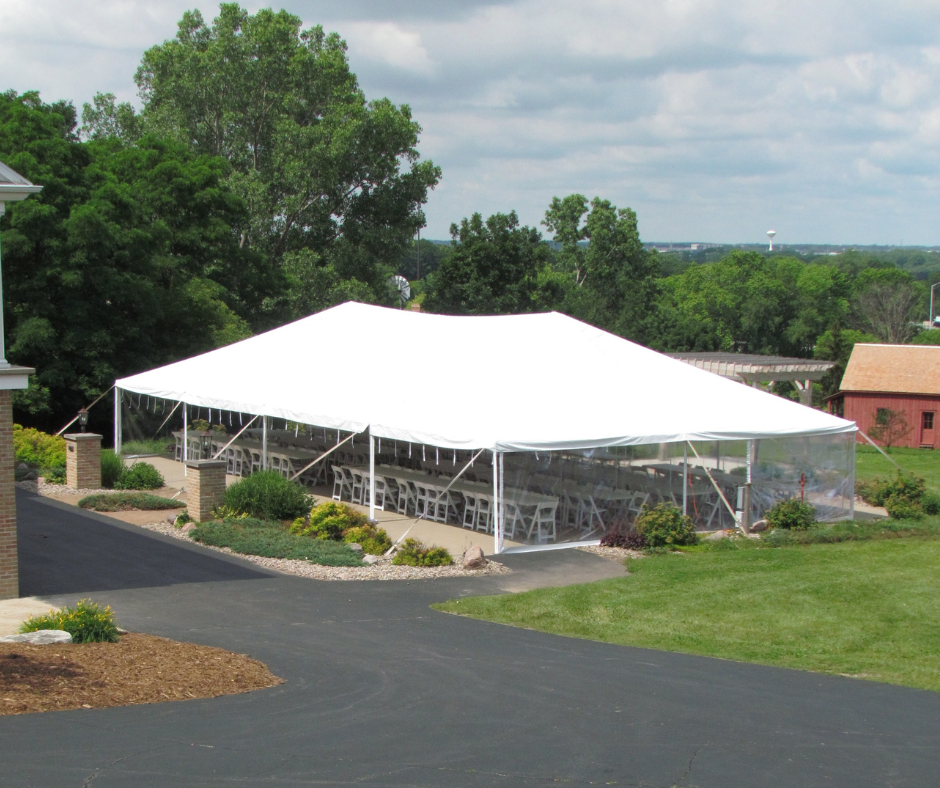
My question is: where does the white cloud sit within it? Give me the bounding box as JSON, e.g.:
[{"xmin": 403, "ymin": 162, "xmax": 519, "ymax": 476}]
[{"xmin": 2, "ymin": 0, "xmax": 940, "ymax": 243}]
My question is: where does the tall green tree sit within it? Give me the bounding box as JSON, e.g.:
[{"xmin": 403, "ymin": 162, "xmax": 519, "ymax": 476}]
[
  {"xmin": 423, "ymin": 212, "xmax": 548, "ymax": 315},
  {"xmin": 1, "ymin": 90, "xmax": 254, "ymax": 430},
  {"xmin": 543, "ymin": 194, "xmax": 659, "ymax": 343},
  {"xmin": 850, "ymin": 267, "xmax": 926, "ymax": 344},
  {"xmin": 96, "ymin": 3, "xmax": 440, "ymax": 318}
]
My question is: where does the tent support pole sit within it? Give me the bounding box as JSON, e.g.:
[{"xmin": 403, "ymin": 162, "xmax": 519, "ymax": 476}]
[
  {"xmin": 682, "ymin": 444, "xmax": 688, "ymax": 516},
  {"xmin": 211, "ymin": 416, "xmax": 259, "ymax": 461},
  {"xmin": 114, "ymin": 387, "xmax": 122, "ymax": 456},
  {"xmin": 493, "ymin": 451, "xmax": 500, "ymax": 555},
  {"xmin": 262, "ymin": 416, "xmax": 268, "ymax": 470},
  {"xmin": 182, "ymin": 403, "xmax": 188, "ymax": 478},
  {"xmin": 289, "ymin": 431, "xmax": 356, "ymax": 481},
  {"xmin": 743, "ymin": 440, "xmax": 755, "ymax": 533},
  {"xmin": 369, "ymin": 428, "xmax": 376, "ymax": 521},
  {"xmin": 498, "ymin": 452, "xmax": 506, "ymax": 554}
]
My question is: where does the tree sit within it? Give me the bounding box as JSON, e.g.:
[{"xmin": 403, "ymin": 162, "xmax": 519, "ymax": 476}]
[
  {"xmin": 868, "ymin": 408, "xmax": 912, "ymax": 451},
  {"xmin": 813, "ymin": 327, "xmax": 878, "ymax": 397},
  {"xmin": 1, "ymin": 91, "xmax": 255, "ymax": 430},
  {"xmin": 851, "ymin": 268, "xmax": 926, "ymax": 344},
  {"xmin": 543, "ymin": 194, "xmax": 659, "ymax": 343},
  {"xmin": 129, "ymin": 4, "xmax": 440, "ymax": 317},
  {"xmin": 660, "ymin": 252, "xmax": 849, "ymax": 357},
  {"xmin": 422, "ymin": 212, "xmax": 548, "ymax": 315}
]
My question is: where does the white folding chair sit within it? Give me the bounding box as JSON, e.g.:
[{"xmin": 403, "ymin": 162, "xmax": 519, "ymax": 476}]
[
  {"xmin": 526, "ymin": 501, "xmax": 558, "ymax": 543},
  {"xmin": 475, "ymin": 495, "xmax": 493, "ymax": 533},
  {"xmin": 350, "ymin": 469, "xmax": 366, "ymax": 505},
  {"xmin": 462, "ymin": 492, "xmax": 478, "ymax": 529},
  {"xmin": 331, "ymin": 465, "xmax": 352, "ymax": 501}
]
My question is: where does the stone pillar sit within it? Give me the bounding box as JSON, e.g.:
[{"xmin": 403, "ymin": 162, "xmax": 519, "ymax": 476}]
[
  {"xmin": 64, "ymin": 433, "xmax": 102, "ymax": 490},
  {"xmin": 185, "ymin": 460, "xmax": 227, "ymax": 523},
  {"xmin": 0, "ymin": 390, "xmax": 16, "ymax": 599}
]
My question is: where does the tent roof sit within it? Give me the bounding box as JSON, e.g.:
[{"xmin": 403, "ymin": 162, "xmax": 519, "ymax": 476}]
[{"xmin": 116, "ymin": 302, "xmax": 856, "ymax": 451}]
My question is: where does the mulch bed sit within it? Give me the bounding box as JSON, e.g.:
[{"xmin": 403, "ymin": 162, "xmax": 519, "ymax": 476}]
[{"xmin": 0, "ymin": 632, "xmax": 283, "ymax": 716}]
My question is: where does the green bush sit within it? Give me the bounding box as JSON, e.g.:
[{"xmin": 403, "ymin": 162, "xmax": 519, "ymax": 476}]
[
  {"xmin": 211, "ymin": 504, "xmax": 248, "ymax": 521},
  {"xmin": 174, "ymin": 510, "xmax": 190, "ymax": 526},
  {"xmin": 114, "ymin": 461, "xmax": 164, "ymax": 490},
  {"xmin": 922, "ymin": 492, "xmax": 940, "ymax": 516},
  {"xmin": 884, "ymin": 494, "xmax": 924, "ymax": 520},
  {"xmin": 342, "ymin": 523, "xmax": 393, "ymax": 555},
  {"xmin": 191, "ymin": 518, "xmax": 361, "ymax": 565},
  {"xmin": 120, "ymin": 438, "xmax": 173, "ymax": 456},
  {"xmin": 635, "ymin": 503, "xmax": 698, "ymax": 548},
  {"xmin": 223, "ymin": 471, "xmax": 310, "ymax": 521},
  {"xmin": 20, "ymin": 599, "xmax": 120, "ymax": 643},
  {"xmin": 291, "ymin": 501, "xmax": 368, "ymax": 540},
  {"xmin": 100, "ymin": 449, "xmax": 125, "ymax": 489},
  {"xmin": 858, "ymin": 471, "xmax": 926, "ymax": 507},
  {"xmin": 392, "ymin": 538, "xmax": 453, "ymax": 567},
  {"xmin": 13, "ymin": 424, "xmax": 66, "ymax": 475},
  {"xmin": 78, "ymin": 492, "xmax": 184, "ymax": 512},
  {"xmin": 765, "ymin": 499, "xmax": 816, "ymax": 531}
]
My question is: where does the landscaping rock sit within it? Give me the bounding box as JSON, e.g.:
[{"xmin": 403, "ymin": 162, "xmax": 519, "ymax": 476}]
[
  {"xmin": 22, "ymin": 470, "xmax": 38, "ymax": 481},
  {"xmin": 703, "ymin": 530, "xmax": 732, "ymax": 542},
  {"xmin": 750, "ymin": 519, "xmax": 769, "ymax": 533},
  {"xmin": 0, "ymin": 629, "xmax": 73, "ymax": 645},
  {"xmin": 347, "ymin": 543, "xmax": 363, "ymax": 553},
  {"xmin": 166, "ymin": 513, "xmax": 178, "ymax": 524},
  {"xmin": 16, "ymin": 462, "xmax": 28, "ymax": 472},
  {"xmin": 463, "ymin": 545, "xmax": 487, "ymax": 569},
  {"xmin": 180, "ymin": 522, "xmax": 196, "ymax": 534},
  {"xmin": 362, "ymin": 554, "xmax": 381, "ymax": 565}
]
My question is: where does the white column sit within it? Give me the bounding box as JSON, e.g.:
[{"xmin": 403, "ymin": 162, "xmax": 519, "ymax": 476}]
[
  {"xmin": 682, "ymin": 444, "xmax": 688, "ymax": 516},
  {"xmin": 114, "ymin": 387, "xmax": 122, "ymax": 456},
  {"xmin": 498, "ymin": 452, "xmax": 505, "ymax": 553},
  {"xmin": 182, "ymin": 403, "xmax": 188, "ymax": 477},
  {"xmin": 492, "ymin": 451, "xmax": 500, "ymax": 555},
  {"xmin": 368, "ymin": 429, "xmax": 376, "ymax": 521},
  {"xmin": 262, "ymin": 416, "xmax": 268, "ymax": 470}
]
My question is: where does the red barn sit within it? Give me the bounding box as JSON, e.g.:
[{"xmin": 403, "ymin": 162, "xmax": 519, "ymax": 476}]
[{"xmin": 827, "ymin": 344, "xmax": 940, "ymax": 449}]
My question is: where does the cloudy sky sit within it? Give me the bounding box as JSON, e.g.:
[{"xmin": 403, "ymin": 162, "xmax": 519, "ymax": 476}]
[{"xmin": 3, "ymin": 0, "xmax": 940, "ymax": 244}]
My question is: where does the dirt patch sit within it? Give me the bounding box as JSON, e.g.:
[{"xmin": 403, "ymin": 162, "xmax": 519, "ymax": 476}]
[{"xmin": 0, "ymin": 632, "xmax": 282, "ymax": 716}]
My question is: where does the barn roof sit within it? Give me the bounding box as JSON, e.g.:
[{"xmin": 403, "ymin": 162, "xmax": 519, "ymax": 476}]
[{"xmin": 841, "ymin": 344, "xmax": 940, "ymax": 396}]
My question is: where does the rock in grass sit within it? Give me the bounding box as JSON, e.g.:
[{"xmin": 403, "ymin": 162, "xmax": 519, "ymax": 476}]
[
  {"xmin": 0, "ymin": 629, "xmax": 73, "ymax": 644},
  {"xmin": 362, "ymin": 554, "xmax": 381, "ymax": 565},
  {"xmin": 181, "ymin": 522, "xmax": 196, "ymax": 534},
  {"xmin": 347, "ymin": 543, "xmax": 363, "ymax": 553},
  {"xmin": 703, "ymin": 530, "xmax": 731, "ymax": 542},
  {"xmin": 750, "ymin": 519, "xmax": 769, "ymax": 533},
  {"xmin": 463, "ymin": 545, "xmax": 487, "ymax": 569}
]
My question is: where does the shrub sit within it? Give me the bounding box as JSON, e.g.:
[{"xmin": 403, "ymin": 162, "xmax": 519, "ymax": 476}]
[
  {"xmin": 392, "ymin": 538, "xmax": 453, "ymax": 567},
  {"xmin": 191, "ymin": 518, "xmax": 361, "ymax": 565},
  {"xmin": 635, "ymin": 503, "xmax": 698, "ymax": 548},
  {"xmin": 858, "ymin": 471, "xmax": 926, "ymax": 508},
  {"xmin": 100, "ymin": 449, "xmax": 125, "ymax": 489},
  {"xmin": 212, "ymin": 504, "xmax": 248, "ymax": 521},
  {"xmin": 114, "ymin": 461, "xmax": 164, "ymax": 490},
  {"xmin": 223, "ymin": 471, "xmax": 310, "ymax": 521},
  {"xmin": 291, "ymin": 501, "xmax": 368, "ymax": 540},
  {"xmin": 12, "ymin": 424, "xmax": 66, "ymax": 472},
  {"xmin": 922, "ymin": 492, "xmax": 940, "ymax": 516},
  {"xmin": 78, "ymin": 492, "xmax": 184, "ymax": 512},
  {"xmin": 884, "ymin": 494, "xmax": 924, "ymax": 520},
  {"xmin": 600, "ymin": 520, "xmax": 649, "ymax": 550},
  {"xmin": 765, "ymin": 499, "xmax": 816, "ymax": 531},
  {"xmin": 174, "ymin": 510, "xmax": 190, "ymax": 526},
  {"xmin": 45, "ymin": 466, "xmax": 66, "ymax": 484},
  {"xmin": 342, "ymin": 523, "xmax": 393, "ymax": 555},
  {"xmin": 20, "ymin": 599, "xmax": 120, "ymax": 643}
]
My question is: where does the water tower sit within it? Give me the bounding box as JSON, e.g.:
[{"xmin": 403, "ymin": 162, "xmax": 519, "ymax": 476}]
[{"xmin": 766, "ymin": 230, "xmax": 776, "ymax": 251}]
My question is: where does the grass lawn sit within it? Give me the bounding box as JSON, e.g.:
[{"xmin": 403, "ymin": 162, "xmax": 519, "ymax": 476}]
[
  {"xmin": 856, "ymin": 444, "xmax": 940, "ymax": 491},
  {"xmin": 434, "ymin": 528, "xmax": 940, "ymax": 692}
]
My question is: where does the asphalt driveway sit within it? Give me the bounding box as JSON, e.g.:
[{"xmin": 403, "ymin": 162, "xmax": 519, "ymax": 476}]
[{"xmin": 2, "ymin": 490, "xmax": 938, "ymax": 787}]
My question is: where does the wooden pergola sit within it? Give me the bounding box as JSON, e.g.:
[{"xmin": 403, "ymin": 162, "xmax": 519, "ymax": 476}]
[{"xmin": 668, "ymin": 352, "xmax": 835, "ymax": 407}]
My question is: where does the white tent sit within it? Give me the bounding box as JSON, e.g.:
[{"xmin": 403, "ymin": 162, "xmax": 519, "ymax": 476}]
[{"xmin": 117, "ymin": 301, "xmax": 854, "ymax": 452}]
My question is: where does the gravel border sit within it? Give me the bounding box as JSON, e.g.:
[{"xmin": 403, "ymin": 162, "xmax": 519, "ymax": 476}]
[
  {"xmin": 576, "ymin": 545, "xmax": 643, "ymax": 563},
  {"xmin": 137, "ymin": 520, "xmax": 511, "ymax": 581}
]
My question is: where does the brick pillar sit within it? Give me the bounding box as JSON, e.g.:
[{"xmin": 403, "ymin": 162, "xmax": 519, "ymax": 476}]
[
  {"xmin": 64, "ymin": 433, "xmax": 102, "ymax": 490},
  {"xmin": 0, "ymin": 391, "xmax": 16, "ymax": 599},
  {"xmin": 185, "ymin": 460, "xmax": 227, "ymax": 523}
]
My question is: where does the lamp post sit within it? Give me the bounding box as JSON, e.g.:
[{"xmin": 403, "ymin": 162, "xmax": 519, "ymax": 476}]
[
  {"xmin": 931, "ymin": 282, "xmax": 940, "ymax": 328},
  {"xmin": 78, "ymin": 408, "xmax": 89, "ymax": 433},
  {"xmin": 201, "ymin": 430, "xmax": 213, "ymax": 460}
]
